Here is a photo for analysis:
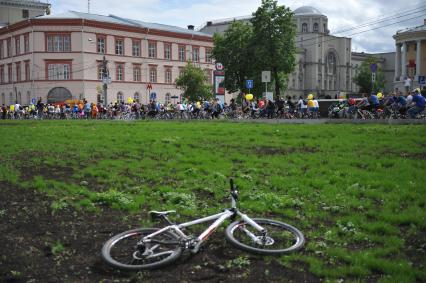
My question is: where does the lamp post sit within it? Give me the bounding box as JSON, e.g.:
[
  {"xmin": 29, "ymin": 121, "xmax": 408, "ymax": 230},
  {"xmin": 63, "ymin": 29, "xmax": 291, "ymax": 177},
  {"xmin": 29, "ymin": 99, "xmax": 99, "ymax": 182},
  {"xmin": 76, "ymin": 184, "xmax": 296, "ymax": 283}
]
[{"xmin": 102, "ymin": 55, "xmax": 109, "ymax": 106}]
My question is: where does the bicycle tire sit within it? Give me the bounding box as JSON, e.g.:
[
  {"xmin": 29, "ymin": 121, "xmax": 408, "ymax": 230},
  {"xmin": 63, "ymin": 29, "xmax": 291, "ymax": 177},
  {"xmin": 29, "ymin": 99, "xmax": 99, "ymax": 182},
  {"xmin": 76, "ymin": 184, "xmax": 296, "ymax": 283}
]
[
  {"xmin": 102, "ymin": 228, "xmax": 182, "ymax": 270},
  {"xmin": 225, "ymin": 218, "xmax": 305, "ymax": 255}
]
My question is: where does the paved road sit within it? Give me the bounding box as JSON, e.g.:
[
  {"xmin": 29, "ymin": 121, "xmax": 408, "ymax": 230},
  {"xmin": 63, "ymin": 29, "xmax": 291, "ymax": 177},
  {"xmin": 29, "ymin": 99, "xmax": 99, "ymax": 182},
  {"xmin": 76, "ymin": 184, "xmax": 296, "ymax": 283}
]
[{"xmin": 227, "ymin": 119, "xmax": 426, "ymax": 125}]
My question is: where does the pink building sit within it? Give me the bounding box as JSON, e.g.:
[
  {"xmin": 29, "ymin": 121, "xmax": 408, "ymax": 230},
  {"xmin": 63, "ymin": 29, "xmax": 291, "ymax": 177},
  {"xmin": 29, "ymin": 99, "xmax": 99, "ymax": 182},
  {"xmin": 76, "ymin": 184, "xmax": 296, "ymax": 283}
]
[{"xmin": 0, "ymin": 11, "xmax": 214, "ymax": 105}]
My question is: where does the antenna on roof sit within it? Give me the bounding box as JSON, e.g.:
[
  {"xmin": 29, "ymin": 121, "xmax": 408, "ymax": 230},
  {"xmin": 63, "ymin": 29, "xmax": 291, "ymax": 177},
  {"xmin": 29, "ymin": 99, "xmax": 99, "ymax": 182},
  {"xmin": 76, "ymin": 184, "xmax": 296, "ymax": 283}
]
[{"xmin": 88, "ymin": 0, "xmax": 90, "ymax": 13}]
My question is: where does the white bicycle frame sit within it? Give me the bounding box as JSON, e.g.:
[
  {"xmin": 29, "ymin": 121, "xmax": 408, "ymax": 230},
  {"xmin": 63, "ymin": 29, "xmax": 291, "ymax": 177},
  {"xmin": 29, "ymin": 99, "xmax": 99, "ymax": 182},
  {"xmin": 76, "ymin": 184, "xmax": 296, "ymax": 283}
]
[{"xmin": 142, "ymin": 198, "xmax": 266, "ymax": 253}]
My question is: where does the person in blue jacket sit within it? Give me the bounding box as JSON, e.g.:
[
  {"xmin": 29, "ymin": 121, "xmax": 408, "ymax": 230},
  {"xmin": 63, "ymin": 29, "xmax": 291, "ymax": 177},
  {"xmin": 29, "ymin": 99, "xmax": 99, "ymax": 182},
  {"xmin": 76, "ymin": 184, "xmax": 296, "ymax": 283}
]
[{"xmin": 407, "ymin": 89, "xmax": 425, "ymax": 118}]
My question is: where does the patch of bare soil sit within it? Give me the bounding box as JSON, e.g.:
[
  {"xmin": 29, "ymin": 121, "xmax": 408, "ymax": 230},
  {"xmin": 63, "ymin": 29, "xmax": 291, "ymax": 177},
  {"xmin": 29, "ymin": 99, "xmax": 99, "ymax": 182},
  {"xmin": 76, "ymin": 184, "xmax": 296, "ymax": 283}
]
[{"xmin": 0, "ymin": 183, "xmax": 320, "ymax": 283}]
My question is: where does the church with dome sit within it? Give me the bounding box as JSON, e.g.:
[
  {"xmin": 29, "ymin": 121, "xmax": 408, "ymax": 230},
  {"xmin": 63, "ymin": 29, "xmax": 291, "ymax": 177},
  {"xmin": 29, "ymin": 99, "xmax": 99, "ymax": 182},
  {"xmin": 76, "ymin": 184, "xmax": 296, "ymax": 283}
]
[{"xmin": 200, "ymin": 6, "xmax": 395, "ymax": 98}]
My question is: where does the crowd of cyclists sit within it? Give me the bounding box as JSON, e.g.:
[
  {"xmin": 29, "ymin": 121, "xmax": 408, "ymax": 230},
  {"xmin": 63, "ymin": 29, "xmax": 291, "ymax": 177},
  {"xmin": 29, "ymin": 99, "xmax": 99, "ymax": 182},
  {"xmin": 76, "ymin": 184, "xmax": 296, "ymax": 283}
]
[
  {"xmin": 328, "ymin": 87, "xmax": 426, "ymax": 119},
  {"xmin": 1, "ymin": 87, "xmax": 425, "ymax": 121}
]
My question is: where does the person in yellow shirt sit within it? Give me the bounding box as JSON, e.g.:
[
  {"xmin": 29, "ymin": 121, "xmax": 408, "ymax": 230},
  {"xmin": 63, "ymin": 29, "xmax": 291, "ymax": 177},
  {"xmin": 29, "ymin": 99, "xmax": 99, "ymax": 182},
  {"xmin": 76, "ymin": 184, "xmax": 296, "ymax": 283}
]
[{"xmin": 307, "ymin": 94, "xmax": 315, "ymax": 117}]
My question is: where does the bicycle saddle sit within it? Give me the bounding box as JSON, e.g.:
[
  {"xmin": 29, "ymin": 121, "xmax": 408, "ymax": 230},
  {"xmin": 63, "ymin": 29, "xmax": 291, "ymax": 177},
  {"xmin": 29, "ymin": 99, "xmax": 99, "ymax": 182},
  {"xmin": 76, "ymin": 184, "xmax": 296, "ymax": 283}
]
[{"xmin": 148, "ymin": 210, "xmax": 176, "ymax": 217}]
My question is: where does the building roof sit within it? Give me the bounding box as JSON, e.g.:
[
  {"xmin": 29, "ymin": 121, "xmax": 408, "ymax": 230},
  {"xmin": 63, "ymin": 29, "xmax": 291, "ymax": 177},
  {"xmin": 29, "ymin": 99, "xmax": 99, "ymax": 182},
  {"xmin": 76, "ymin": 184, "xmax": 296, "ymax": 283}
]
[
  {"xmin": 199, "ymin": 5, "xmax": 325, "ymax": 30},
  {"xmin": 396, "ymin": 23, "xmax": 426, "ymax": 35},
  {"xmin": 37, "ymin": 11, "xmax": 212, "ymax": 38},
  {"xmin": 202, "ymin": 15, "xmax": 252, "ymax": 27},
  {"xmin": 0, "ymin": 0, "xmax": 49, "ymax": 9},
  {"xmin": 293, "ymin": 6, "xmax": 324, "ymax": 16}
]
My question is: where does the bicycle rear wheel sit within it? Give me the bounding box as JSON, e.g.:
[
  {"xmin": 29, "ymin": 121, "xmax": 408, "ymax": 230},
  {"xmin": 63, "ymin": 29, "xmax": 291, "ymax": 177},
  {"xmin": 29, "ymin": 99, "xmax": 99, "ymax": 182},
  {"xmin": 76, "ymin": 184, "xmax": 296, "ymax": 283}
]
[
  {"xmin": 102, "ymin": 228, "xmax": 182, "ymax": 270},
  {"xmin": 225, "ymin": 218, "xmax": 304, "ymax": 255}
]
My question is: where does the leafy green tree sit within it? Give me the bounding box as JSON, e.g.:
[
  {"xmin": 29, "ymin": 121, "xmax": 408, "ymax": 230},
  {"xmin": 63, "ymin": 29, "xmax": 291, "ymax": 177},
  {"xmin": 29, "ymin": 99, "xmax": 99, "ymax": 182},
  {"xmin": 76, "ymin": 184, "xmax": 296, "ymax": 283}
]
[
  {"xmin": 175, "ymin": 62, "xmax": 213, "ymax": 101},
  {"xmin": 354, "ymin": 57, "xmax": 386, "ymax": 94},
  {"xmin": 251, "ymin": 0, "xmax": 296, "ymax": 100},
  {"xmin": 213, "ymin": 21, "xmax": 254, "ymax": 94}
]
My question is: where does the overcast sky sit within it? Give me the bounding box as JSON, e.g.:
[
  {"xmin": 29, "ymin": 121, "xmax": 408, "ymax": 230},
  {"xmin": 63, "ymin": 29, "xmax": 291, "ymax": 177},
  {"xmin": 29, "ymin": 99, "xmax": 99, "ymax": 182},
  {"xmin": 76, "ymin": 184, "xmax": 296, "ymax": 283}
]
[{"xmin": 49, "ymin": 0, "xmax": 426, "ymax": 53}]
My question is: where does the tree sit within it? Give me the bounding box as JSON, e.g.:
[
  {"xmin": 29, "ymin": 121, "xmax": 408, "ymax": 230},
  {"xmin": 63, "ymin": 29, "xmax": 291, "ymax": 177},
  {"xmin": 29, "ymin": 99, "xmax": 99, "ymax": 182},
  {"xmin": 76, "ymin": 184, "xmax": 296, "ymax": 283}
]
[
  {"xmin": 212, "ymin": 21, "xmax": 254, "ymax": 94},
  {"xmin": 251, "ymin": 0, "xmax": 296, "ymax": 100},
  {"xmin": 354, "ymin": 57, "xmax": 386, "ymax": 94},
  {"xmin": 175, "ymin": 62, "xmax": 213, "ymax": 101}
]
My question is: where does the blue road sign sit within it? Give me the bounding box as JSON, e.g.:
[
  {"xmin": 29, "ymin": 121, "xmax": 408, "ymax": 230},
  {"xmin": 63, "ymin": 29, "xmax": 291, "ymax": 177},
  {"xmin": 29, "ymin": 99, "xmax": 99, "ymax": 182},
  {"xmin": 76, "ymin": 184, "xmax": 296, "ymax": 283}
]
[
  {"xmin": 419, "ymin": 75, "xmax": 426, "ymax": 85},
  {"xmin": 31, "ymin": 98, "xmax": 36, "ymax": 104},
  {"xmin": 150, "ymin": 92, "xmax": 157, "ymax": 100},
  {"xmin": 370, "ymin": 63, "xmax": 377, "ymax": 73},
  {"xmin": 246, "ymin": 80, "xmax": 253, "ymax": 89}
]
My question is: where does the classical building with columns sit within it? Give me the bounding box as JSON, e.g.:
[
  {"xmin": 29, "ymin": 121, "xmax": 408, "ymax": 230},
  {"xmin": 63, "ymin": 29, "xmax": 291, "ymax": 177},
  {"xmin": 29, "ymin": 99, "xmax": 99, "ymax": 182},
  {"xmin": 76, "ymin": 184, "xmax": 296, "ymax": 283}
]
[
  {"xmin": 393, "ymin": 19, "xmax": 426, "ymax": 91},
  {"xmin": 200, "ymin": 6, "xmax": 396, "ymax": 97}
]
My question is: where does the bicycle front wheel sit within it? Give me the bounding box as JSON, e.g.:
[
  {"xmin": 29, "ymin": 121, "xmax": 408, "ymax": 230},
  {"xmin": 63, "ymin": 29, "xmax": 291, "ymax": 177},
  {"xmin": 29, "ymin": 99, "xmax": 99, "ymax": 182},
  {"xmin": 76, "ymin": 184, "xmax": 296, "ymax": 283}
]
[
  {"xmin": 102, "ymin": 228, "xmax": 182, "ymax": 270},
  {"xmin": 225, "ymin": 218, "xmax": 304, "ymax": 255}
]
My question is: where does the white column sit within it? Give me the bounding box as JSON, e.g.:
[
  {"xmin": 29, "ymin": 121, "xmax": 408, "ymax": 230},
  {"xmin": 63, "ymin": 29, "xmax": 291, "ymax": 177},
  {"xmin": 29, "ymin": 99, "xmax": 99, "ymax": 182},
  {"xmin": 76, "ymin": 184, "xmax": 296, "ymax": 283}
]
[
  {"xmin": 401, "ymin": 42, "xmax": 407, "ymax": 78},
  {"xmin": 416, "ymin": 40, "xmax": 422, "ymax": 78},
  {"xmin": 395, "ymin": 44, "xmax": 401, "ymax": 81}
]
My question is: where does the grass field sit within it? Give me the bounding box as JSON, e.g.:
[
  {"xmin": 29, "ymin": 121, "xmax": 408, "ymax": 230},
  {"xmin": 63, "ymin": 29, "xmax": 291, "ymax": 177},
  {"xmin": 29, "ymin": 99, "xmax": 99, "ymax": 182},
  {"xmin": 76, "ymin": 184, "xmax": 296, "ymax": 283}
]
[{"xmin": 0, "ymin": 121, "xmax": 425, "ymax": 282}]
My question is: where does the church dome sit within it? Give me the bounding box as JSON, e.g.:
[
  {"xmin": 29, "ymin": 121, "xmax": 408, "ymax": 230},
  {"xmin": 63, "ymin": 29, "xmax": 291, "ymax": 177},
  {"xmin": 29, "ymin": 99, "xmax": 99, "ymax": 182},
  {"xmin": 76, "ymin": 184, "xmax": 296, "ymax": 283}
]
[{"xmin": 293, "ymin": 6, "xmax": 324, "ymax": 16}]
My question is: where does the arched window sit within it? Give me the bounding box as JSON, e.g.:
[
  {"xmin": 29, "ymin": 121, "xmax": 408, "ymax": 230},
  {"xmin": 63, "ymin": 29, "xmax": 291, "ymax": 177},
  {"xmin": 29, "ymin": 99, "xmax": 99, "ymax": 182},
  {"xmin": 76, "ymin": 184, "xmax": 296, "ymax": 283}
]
[
  {"xmin": 327, "ymin": 52, "xmax": 337, "ymax": 75},
  {"xmin": 302, "ymin": 23, "xmax": 308, "ymax": 33},
  {"xmin": 165, "ymin": 93, "xmax": 171, "ymax": 105},
  {"xmin": 313, "ymin": 23, "xmax": 319, "ymax": 32},
  {"xmin": 1, "ymin": 93, "xmax": 5, "ymax": 105},
  {"xmin": 323, "ymin": 23, "xmax": 327, "ymax": 33},
  {"xmin": 134, "ymin": 92, "xmax": 140, "ymax": 103},
  {"xmin": 47, "ymin": 87, "xmax": 72, "ymax": 103},
  {"xmin": 117, "ymin": 92, "xmax": 124, "ymax": 103},
  {"xmin": 9, "ymin": 93, "xmax": 13, "ymax": 104},
  {"xmin": 18, "ymin": 92, "xmax": 21, "ymax": 104}
]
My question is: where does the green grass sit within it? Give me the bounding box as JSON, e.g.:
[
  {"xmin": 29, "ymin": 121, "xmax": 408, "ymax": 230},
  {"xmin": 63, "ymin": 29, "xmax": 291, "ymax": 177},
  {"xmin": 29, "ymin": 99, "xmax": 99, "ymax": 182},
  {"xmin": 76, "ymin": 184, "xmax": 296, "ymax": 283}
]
[{"xmin": 0, "ymin": 120, "xmax": 425, "ymax": 282}]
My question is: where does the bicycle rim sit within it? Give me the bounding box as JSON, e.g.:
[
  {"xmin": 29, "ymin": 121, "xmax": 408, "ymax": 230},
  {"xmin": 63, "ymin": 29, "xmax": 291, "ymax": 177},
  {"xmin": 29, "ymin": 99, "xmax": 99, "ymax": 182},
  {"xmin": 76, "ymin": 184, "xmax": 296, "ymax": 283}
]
[
  {"xmin": 225, "ymin": 218, "xmax": 304, "ymax": 255},
  {"xmin": 102, "ymin": 228, "xmax": 182, "ymax": 270}
]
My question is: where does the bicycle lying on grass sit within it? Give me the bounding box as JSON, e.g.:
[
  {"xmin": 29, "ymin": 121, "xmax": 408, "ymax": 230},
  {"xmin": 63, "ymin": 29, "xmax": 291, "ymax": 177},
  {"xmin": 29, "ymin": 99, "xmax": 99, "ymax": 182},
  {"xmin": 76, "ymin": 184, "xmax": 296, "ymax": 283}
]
[{"xmin": 102, "ymin": 179, "xmax": 305, "ymax": 270}]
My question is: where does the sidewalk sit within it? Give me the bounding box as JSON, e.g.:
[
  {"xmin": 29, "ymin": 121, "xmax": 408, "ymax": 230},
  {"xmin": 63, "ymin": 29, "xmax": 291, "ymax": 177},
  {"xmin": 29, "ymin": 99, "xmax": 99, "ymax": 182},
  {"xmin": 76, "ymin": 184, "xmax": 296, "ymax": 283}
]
[{"xmin": 227, "ymin": 119, "xmax": 426, "ymax": 125}]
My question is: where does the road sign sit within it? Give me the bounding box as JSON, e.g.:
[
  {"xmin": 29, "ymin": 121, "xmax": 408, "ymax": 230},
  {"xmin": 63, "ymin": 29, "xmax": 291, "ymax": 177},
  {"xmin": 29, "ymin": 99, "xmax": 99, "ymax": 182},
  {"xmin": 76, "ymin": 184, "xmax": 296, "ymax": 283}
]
[
  {"xmin": 150, "ymin": 92, "xmax": 157, "ymax": 100},
  {"xmin": 262, "ymin": 71, "xmax": 271, "ymax": 83},
  {"xmin": 371, "ymin": 73, "xmax": 376, "ymax": 83},
  {"xmin": 263, "ymin": 92, "xmax": 274, "ymax": 102},
  {"xmin": 31, "ymin": 98, "xmax": 36, "ymax": 104},
  {"xmin": 215, "ymin": 62, "xmax": 224, "ymax": 71},
  {"xmin": 419, "ymin": 75, "xmax": 426, "ymax": 85},
  {"xmin": 370, "ymin": 63, "xmax": 377, "ymax": 73},
  {"xmin": 102, "ymin": 77, "xmax": 111, "ymax": 84},
  {"xmin": 246, "ymin": 79, "xmax": 253, "ymax": 89}
]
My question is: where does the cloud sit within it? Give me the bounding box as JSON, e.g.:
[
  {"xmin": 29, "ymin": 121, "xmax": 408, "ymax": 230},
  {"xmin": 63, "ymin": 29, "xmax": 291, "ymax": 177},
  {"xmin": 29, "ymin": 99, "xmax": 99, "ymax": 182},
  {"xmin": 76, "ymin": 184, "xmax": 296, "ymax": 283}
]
[{"xmin": 49, "ymin": 0, "xmax": 426, "ymax": 53}]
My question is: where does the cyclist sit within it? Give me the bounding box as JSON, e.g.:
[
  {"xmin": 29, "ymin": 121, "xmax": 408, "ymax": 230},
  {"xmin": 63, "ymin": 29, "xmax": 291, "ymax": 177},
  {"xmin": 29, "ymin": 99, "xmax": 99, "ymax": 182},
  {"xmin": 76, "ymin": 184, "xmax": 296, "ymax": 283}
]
[
  {"xmin": 369, "ymin": 92, "xmax": 380, "ymax": 112},
  {"xmin": 229, "ymin": 98, "xmax": 237, "ymax": 118},
  {"xmin": 312, "ymin": 96, "xmax": 319, "ymax": 118},
  {"xmin": 407, "ymin": 89, "xmax": 426, "ymax": 118},
  {"xmin": 274, "ymin": 98, "xmax": 282, "ymax": 117},
  {"xmin": 347, "ymin": 97, "xmax": 357, "ymax": 117},
  {"xmin": 266, "ymin": 100, "xmax": 275, "ymax": 119},
  {"xmin": 1, "ymin": 104, "xmax": 6, "ymax": 119},
  {"xmin": 356, "ymin": 93, "xmax": 370, "ymax": 111},
  {"xmin": 296, "ymin": 96, "xmax": 307, "ymax": 117}
]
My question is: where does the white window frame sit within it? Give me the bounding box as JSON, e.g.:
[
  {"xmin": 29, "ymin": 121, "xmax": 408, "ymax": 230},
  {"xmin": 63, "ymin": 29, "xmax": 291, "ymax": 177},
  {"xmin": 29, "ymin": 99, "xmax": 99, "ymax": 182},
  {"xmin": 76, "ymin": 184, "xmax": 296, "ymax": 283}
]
[
  {"xmin": 148, "ymin": 42, "xmax": 157, "ymax": 58},
  {"xmin": 132, "ymin": 40, "xmax": 141, "ymax": 57},
  {"xmin": 149, "ymin": 67, "xmax": 157, "ymax": 83},
  {"xmin": 115, "ymin": 39, "xmax": 124, "ymax": 55}
]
